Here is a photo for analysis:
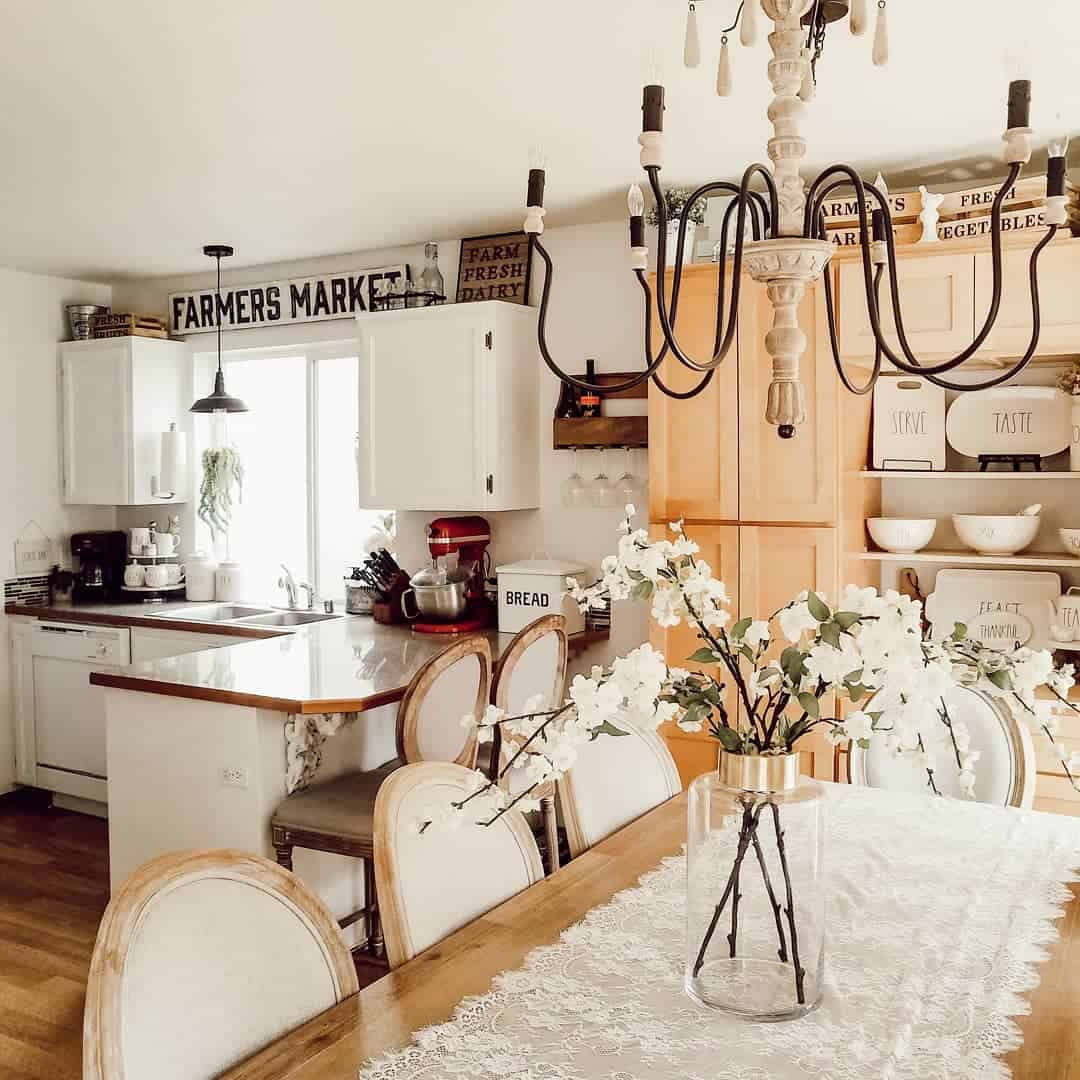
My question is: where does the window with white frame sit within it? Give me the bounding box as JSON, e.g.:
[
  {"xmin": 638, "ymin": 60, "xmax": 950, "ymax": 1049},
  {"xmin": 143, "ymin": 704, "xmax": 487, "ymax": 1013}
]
[{"xmin": 193, "ymin": 341, "xmax": 388, "ymax": 602}]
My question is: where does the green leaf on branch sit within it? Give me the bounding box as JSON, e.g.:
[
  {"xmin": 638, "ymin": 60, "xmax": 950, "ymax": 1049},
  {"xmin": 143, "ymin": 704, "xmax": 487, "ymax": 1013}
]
[
  {"xmin": 833, "ymin": 611, "xmax": 861, "ymax": 631},
  {"xmin": 807, "ymin": 591, "xmax": 831, "ymax": 622},
  {"xmin": 951, "ymin": 622, "xmax": 968, "ymax": 642},
  {"xmin": 731, "ymin": 617, "xmax": 752, "ymax": 640},
  {"xmin": 797, "ymin": 692, "xmax": 820, "ymax": 719},
  {"xmin": 630, "ymin": 578, "xmax": 654, "ymax": 601},
  {"xmin": 786, "ymin": 717, "xmax": 812, "ymax": 745},
  {"xmin": 856, "ymin": 737, "xmax": 871, "ymax": 749},
  {"xmin": 781, "ymin": 647, "xmax": 806, "ymax": 685},
  {"xmin": 681, "ymin": 703, "xmax": 708, "ymax": 730},
  {"xmin": 847, "ymin": 683, "xmax": 867, "ymax": 702},
  {"xmin": 987, "ymin": 669, "xmax": 1012, "ymax": 691},
  {"xmin": 738, "ymin": 645, "xmax": 755, "ymax": 664},
  {"xmin": 713, "ymin": 725, "xmax": 743, "ymax": 753},
  {"xmin": 818, "ymin": 621, "xmax": 842, "ymax": 649},
  {"xmin": 590, "ymin": 719, "xmax": 630, "ymax": 741},
  {"xmin": 687, "ymin": 647, "xmax": 721, "ymax": 665}
]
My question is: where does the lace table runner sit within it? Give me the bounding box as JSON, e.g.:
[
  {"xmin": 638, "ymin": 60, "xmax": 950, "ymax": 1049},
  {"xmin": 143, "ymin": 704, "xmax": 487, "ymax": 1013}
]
[{"xmin": 358, "ymin": 785, "xmax": 1080, "ymax": 1080}]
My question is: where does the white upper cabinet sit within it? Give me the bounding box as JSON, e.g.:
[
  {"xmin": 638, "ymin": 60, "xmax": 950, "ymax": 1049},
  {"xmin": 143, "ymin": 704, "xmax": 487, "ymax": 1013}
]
[
  {"xmin": 60, "ymin": 338, "xmax": 192, "ymax": 506},
  {"xmin": 356, "ymin": 301, "xmax": 539, "ymax": 511}
]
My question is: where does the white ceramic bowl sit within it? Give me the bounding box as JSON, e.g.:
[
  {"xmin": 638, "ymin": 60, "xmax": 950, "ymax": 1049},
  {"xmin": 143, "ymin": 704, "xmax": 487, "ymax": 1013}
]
[
  {"xmin": 952, "ymin": 514, "xmax": 1040, "ymax": 556},
  {"xmin": 1060, "ymin": 528, "xmax": 1080, "ymax": 558},
  {"xmin": 867, "ymin": 518, "xmax": 937, "ymax": 555}
]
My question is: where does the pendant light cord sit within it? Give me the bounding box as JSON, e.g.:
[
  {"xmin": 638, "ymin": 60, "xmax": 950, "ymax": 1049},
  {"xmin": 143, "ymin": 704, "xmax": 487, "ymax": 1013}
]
[{"xmin": 216, "ymin": 252, "xmax": 223, "ymax": 376}]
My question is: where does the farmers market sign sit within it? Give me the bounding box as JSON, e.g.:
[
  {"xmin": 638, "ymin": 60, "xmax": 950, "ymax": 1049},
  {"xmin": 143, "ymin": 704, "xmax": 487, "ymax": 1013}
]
[{"xmin": 169, "ymin": 264, "xmax": 408, "ymax": 334}]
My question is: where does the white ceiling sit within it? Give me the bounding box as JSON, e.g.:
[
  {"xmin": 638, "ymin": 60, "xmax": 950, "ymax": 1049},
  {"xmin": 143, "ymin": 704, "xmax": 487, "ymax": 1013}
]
[{"xmin": 2, "ymin": 1, "xmax": 1078, "ymax": 281}]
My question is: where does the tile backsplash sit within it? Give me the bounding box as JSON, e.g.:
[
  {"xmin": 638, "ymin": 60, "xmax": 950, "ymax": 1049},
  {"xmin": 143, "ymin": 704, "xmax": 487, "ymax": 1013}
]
[{"xmin": 4, "ymin": 575, "xmax": 49, "ymax": 607}]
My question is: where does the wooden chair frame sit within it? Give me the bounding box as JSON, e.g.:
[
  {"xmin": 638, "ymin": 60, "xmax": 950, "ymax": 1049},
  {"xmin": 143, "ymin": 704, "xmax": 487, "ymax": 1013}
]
[
  {"xmin": 397, "ymin": 634, "xmax": 493, "ymax": 769},
  {"xmin": 558, "ymin": 727, "xmax": 681, "ymax": 859},
  {"xmin": 83, "ymin": 849, "xmax": 358, "ymax": 1080},
  {"xmin": 490, "ymin": 615, "xmax": 568, "ymax": 875},
  {"xmin": 272, "ymin": 635, "xmax": 493, "ymax": 958},
  {"xmin": 373, "ymin": 762, "xmax": 544, "ymax": 969}
]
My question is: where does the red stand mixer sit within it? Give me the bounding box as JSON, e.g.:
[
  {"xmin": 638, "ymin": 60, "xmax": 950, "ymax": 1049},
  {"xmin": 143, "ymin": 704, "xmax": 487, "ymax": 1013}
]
[{"xmin": 407, "ymin": 516, "xmax": 493, "ymax": 634}]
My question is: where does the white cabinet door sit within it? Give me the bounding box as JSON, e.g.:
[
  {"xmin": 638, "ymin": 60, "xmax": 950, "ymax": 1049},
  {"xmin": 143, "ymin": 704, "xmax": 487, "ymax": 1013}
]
[
  {"xmin": 131, "ymin": 628, "xmax": 247, "ymax": 663},
  {"xmin": 60, "ymin": 339, "xmax": 191, "ymax": 506},
  {"xmin": 357, "ymin": 302, "xmax": 539, "ymax": 512},
  {"xmin": 61, "ymin": 341, "xmax": 131, "ymax": 505}
]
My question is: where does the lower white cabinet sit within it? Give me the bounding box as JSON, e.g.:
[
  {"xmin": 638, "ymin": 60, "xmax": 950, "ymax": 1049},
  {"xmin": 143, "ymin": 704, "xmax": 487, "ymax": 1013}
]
[{"xmin": 130, "ymin": 627, "xmax": 248, "ymax": 663}]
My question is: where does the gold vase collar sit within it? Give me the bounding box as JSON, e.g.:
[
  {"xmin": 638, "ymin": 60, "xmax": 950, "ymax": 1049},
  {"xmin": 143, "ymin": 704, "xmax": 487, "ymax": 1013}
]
[{"xmin": 718, "ymin": 750, "xmax": 801, "ymax": 793}]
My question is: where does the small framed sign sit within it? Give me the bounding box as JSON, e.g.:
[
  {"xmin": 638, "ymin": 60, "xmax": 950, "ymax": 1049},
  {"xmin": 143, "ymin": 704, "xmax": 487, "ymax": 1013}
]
[
  {"xmin": 14, "ymin": 522, "xmax": 54, "ymax": 577},
  {"xmin": 456, "ymin": 231, "xmax": 531, "ymax": 305}
]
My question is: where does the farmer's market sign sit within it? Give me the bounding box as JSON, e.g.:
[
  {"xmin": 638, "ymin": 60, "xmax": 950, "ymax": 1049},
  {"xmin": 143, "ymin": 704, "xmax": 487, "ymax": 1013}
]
[{"xmin": 169, "ymin": 264, "xmax": 408, "ymax": 334}]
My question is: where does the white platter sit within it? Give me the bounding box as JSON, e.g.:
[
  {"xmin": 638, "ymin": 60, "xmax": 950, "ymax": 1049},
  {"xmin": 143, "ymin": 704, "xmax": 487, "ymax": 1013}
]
[
  {"xmin": 945, "ymin": 387, "xmax": 1072, "ymax": 459},
  {"xmin": 924, "ymin": 568, "xmax": 1062, "ymax": 651}
]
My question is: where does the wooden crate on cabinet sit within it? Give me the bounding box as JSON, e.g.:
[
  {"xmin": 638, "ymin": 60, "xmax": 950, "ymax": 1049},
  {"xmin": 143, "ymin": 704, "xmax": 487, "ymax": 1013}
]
[{"xmin": 648, "ymin": 266, "xmax": 739, "ymax": 524}]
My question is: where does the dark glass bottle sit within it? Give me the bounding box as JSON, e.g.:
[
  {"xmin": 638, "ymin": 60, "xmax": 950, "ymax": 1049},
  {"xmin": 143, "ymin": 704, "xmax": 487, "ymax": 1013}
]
[
  {"xmin": 555, "ymin": 379, "xmax": 582, "ymax": 419},
  {"xmin": 578, "ymin": 359, "xmax": 602, "ymax": 418}
]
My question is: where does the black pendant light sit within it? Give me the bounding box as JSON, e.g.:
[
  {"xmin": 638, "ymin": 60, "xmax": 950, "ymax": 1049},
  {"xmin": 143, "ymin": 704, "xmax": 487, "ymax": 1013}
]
[{"xmin": 190, "ymin": 244, "xmax": 249, "ymax": 414}]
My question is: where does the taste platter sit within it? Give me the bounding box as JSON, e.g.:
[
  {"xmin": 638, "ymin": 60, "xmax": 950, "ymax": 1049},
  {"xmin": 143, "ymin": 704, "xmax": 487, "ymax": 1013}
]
[{"xmin": 946, "ymin": 387, "xmax": 1072, "ymax": 459}]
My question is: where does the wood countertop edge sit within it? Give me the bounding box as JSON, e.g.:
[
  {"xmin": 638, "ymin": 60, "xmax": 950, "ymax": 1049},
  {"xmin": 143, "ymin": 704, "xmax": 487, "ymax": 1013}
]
[
  {"xmin": 3, "ymin": 603, "xmax": 287, "ymax": 640},
  {"xmin": 88, "ymin": 671, "xmax": 407, "ymax": 716}
]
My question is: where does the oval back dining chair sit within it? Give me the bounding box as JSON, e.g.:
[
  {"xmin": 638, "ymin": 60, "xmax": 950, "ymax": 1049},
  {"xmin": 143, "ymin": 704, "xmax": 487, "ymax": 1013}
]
[
  {"xmin": 271, "ymin": 635, "xmax": 492, "ymax": 961},
  {"xmin": 489, "ymin": 615, "xmax": 568, "ymax": 874},
  {"xmin": 83, "ymin": 849, "xmax": 358, "ymax": 1080},
  {"xmin": 558, "ymin": 721, "xmax": 682, "ymax": 859},
  {"xmin": 848, "ymin": 684, "xmax": 1037, "ymax": 808},
  {"xmin": 374, "ymin": 761, "xmax": 544, "ymax": 969}
]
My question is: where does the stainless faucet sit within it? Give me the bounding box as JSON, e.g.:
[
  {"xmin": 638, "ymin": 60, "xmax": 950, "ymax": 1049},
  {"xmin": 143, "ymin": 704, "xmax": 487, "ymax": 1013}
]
[{"xmin": 278, "ymin": 564, "xmax": 315, "ymax": 610}]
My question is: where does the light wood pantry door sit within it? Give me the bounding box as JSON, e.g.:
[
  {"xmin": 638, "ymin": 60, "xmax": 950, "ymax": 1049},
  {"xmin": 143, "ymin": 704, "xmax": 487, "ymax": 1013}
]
[
  {"xmin": 738, "ymin": 282, "xmax": 838, "ymax": 524},
  {"xmin": 738, "ymin": 525, "xmax": 839, "ymax": 780},
  {"xmin": 836, "ymin": 252, "xmax": 975, "ymax": 361},
  {"xmin": 648, "ymin": 266, "xmax": 740, "ymax": 524},
  {"xmin": 973, "ymin": 240, "xmax": 1080, "ymax": 357},
  {"xmin": 648, "ymin": 523, "xmax": 739, "ymax": 788}
]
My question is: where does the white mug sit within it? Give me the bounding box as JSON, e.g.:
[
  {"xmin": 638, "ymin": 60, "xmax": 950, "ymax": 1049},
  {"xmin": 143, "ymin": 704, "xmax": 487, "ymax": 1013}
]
[
  {"xmin": 123, "ymin": 562, "xmax": 145, "ymax": 588},
  {"xmin": 157, "ymin": 533, "xmax": 178, "ymax": 556},
  {"xmin": 144, "ymin": 564, "xmax": 170, "ymax": 589},
  {"xmin": 130, "ymin": 528, "xmax": 151, "ymax": 555},
  {"xmin": 165, "ymin": 563, "xmax": 185, "ymax": 585}
]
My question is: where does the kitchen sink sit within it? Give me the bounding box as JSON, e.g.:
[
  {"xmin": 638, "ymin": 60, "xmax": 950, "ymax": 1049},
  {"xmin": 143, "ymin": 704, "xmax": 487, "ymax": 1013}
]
[
  {"xmin": 232, "ymin": 610, "xmax": 341, "ymax": 627},
  {"xmin": 151, "ymin": 605, "xmax": 276, "ymax": 622}
]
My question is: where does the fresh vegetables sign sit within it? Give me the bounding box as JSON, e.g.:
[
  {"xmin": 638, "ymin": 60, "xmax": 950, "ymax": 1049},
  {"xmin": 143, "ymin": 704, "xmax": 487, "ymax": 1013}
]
[{"xmin": 169, "ymin": 264, "xmax": 408, "ymax": 334}]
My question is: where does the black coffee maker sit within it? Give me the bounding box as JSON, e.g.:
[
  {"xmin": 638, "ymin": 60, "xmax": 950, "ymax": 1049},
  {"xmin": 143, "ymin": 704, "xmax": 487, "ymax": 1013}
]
[{"xmin": 71, "ymin": 531, "xmax": 127, "ymax": 603}]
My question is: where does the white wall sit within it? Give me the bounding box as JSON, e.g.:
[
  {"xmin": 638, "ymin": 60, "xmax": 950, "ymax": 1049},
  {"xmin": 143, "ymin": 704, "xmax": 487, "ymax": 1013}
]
[
  {"xmin": 111, "ymin": 221, "xmax": 651, "ymax": 671},
  {"xmin": 0, "ymin": 268, "xmax": 115, "ymax": 791}
]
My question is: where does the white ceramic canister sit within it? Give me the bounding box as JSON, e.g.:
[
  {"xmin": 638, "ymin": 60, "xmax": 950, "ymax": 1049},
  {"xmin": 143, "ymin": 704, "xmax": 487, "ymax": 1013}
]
[
  {"xmin": 185, "ymin": 552, "xmax": 218, "ymax": 602},
  {"xmin": 215, "ymin": 560, "xmax": 248, "ymax": 603}
]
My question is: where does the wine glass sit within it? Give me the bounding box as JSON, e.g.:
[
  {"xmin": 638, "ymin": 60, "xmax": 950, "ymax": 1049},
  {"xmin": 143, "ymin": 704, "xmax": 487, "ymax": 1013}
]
[
  {"xmin": 615, "ymin": 447, "xmax": 645, "ymax": 510},
  {"xmin": 561, "ymin": 449, "xmax": 589, "ymax": 508},
  {"xmin": 591, "ymin": 449, "xmax": 618, "ymax": 509}
]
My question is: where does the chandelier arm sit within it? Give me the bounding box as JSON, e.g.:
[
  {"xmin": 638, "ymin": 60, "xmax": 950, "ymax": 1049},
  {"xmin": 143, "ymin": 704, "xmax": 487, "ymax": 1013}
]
[
  {"xmin": 649, "ymin": 165, "xmax": 761, "ymax": 372},
  {"xmin": 916, "ymin": 225, "xmax": 1058, "ymax": 391},
  {"xmin": 740, "ymin": 165, "xmax": 780, "ymax": 237},
  {"xmin": 804, "ymin": 165, "xmax": 1027, "ymax": 377},
  {"xmin": 531, "ymin": 235, "xmax": 666, "ymax": 395},
  {"xmin": 640, "ymin": 271, "xmax": 716, "ymax": 398},
  {"xmin": 865, "ymin": 164, "xmax": 1023, "ymax": 371}
]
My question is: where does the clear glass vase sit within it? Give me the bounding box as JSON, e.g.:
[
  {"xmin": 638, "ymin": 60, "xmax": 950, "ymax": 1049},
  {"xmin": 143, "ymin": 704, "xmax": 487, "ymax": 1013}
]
[{"xmin": 685, "ymin": 751, "xmax": 825, "ymax": 1021}]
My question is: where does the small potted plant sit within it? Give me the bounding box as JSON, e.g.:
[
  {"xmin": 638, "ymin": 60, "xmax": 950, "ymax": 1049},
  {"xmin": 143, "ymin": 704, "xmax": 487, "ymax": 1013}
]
[
  {"xmin": 647, "ymin": 186, "xmax": 707, "ymax": 266},
  {"xmin": 1059, "ymin": 360, "xmax": 1080, "ymax": 471}
]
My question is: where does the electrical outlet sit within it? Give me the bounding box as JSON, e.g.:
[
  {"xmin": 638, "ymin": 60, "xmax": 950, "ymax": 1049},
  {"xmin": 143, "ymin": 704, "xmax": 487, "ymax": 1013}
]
[{"xmin": 222, "ymin": 766, "xmax": 250, "ymax": 789}]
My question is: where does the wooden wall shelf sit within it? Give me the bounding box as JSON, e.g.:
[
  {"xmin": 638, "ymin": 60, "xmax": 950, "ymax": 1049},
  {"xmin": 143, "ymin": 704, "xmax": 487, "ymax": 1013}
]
[{"xmin": 553, "ymin": 416, "xmax": 648, "ymax": 450}]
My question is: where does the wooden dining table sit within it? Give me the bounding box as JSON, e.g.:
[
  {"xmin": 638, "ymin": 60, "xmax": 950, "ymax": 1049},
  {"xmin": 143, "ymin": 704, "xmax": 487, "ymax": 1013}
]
[{"xmin": 223, "ymin": 792, "xmax": 1080, "ymax": 1080}]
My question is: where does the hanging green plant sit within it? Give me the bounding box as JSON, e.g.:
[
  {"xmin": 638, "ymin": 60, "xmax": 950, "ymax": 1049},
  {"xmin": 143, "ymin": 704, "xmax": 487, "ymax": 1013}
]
[
  {"xmin": 647, "ymin": 186, "xmax": 708, "ymax": 228},
  {"xmin": 198, "ymin": 446, "xmax": 244, "ymax": 541}
]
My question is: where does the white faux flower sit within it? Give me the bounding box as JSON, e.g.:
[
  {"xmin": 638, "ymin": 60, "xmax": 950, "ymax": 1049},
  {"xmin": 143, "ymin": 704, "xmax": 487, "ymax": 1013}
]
[
  {"xmin": 778, "ymin": 601, "xmax": 818, "ymax": 642},
  {"xmin": 845, "ymin": 710, "xmax": 874, "ymax": 742},
  {"xmin": 744, "ymin": 620, "xmax": 771, "ymax": 649}
]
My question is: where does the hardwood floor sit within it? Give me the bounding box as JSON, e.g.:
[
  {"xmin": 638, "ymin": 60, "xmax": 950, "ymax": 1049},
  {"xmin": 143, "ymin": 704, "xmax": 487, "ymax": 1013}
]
[{"xmin": 0, "ymin": 789, "xmax": 109, "ymax": 1079}]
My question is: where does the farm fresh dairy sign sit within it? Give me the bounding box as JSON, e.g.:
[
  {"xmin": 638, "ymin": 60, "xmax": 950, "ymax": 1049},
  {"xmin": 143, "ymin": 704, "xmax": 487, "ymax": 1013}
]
[{"xmin": 169, "ymin": 264, "xmax": 407, "ymax": 335}]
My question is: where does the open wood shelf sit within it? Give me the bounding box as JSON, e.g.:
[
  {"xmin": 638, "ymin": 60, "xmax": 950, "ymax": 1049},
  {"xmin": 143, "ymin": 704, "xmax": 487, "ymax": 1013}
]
[
  {"xmin": 857, "ymin": 470, "xmax": 1080, "ymax": 481},
  {"xmin": 857, "ymin": 549, "xmax": 1080, "ymax": 569},
  {"xmin": 567, "ymin": 628, "xmax": 610, "ymax": 658},
  {"xmin": 553, "ymin": 416, "xmax": 648, "ymax": 450}
]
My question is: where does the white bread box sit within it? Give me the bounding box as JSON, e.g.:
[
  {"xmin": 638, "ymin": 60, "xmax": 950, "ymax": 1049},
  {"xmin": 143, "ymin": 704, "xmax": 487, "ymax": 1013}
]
[{"xmin": 496, "ymin": 559, "xmax": 587, "ymax": 635}]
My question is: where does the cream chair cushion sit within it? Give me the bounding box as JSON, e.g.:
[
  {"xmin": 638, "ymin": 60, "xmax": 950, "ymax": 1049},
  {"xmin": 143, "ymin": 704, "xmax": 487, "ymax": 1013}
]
[
  {"xmin": 558, "ymin": 722, "xmax": 681, "ymax": 858},
  {"xmin": 374, "ymin": 762, "xmax": 543, "ymax": 968},
  {"xmin": 414, "ymin": 653, "xmax": 482, "ymax": 762},
  {"xmin": 849, "ymin": 684, "xmax": 1036, "ymax": 808},
  {"xmin": 84, "ymin": 850, "xmax": 357, "ymax": 1080}
]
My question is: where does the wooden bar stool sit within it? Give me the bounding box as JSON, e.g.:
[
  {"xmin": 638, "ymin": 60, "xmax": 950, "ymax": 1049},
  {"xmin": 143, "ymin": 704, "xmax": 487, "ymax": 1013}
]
[
  {"xmin": 270, "ymin": 635, "xmax": 492, "ymax": 959},
  {"xmin": 487, "ymin": 615, "xmax": 568, "ymax": 875}
]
